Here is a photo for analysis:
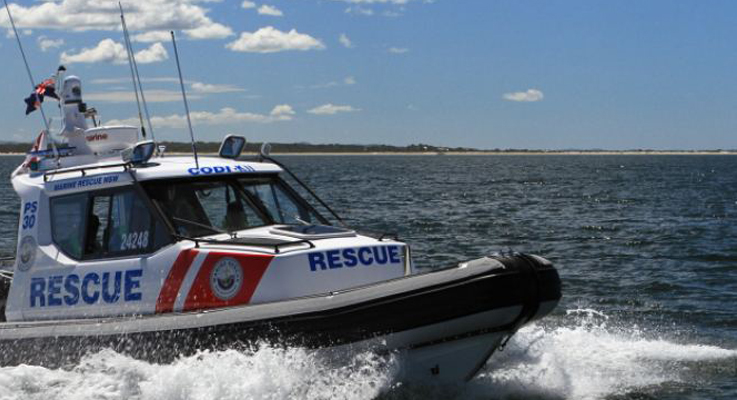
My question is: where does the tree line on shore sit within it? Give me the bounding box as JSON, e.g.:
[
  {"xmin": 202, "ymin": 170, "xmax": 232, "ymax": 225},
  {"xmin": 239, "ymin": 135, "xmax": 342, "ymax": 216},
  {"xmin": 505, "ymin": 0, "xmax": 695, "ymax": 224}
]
[{"xmin": 0, "ymin": 141, "xmax": 733, "ymax": 154}]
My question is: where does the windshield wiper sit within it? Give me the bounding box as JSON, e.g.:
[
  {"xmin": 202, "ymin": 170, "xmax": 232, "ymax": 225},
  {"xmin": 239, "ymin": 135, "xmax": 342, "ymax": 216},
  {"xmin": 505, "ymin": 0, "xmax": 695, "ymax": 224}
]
[{"xmin": 172, "ymin": 216, "xmax": 226, "ymax": 235}]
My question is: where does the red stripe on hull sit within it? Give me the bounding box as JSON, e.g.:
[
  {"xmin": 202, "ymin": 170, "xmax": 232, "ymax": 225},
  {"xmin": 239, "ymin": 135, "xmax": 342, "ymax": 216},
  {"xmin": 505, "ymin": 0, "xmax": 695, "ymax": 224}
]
[
  {"xmin": 156, "ymin": 249, "xmax": 199, "ymax": 313},
  {"xmin": 183, "ymin": 252, "xmax": 274, "ymax": 312}
]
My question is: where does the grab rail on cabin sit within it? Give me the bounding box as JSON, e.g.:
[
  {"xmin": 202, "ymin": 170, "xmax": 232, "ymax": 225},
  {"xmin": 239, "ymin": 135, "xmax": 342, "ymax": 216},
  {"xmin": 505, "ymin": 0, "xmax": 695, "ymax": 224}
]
[
  {"xmin": 173, "ymin": 235, "xmax": 315, "ymax": 254},
  {"xmin": 43, "ymin": 162, "xmax": 131, "ymax": 182}
]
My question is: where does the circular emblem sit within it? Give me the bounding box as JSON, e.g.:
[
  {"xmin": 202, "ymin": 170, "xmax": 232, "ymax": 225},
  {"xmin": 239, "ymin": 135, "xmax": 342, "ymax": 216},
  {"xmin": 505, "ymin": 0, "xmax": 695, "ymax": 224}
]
[
  {"xmin": 18, "ymin": 236, "xmax": 37, "ymax": 271},
  {"xmin": 210, "ymin": 257, "xmax": 243, "ymax": 300}
]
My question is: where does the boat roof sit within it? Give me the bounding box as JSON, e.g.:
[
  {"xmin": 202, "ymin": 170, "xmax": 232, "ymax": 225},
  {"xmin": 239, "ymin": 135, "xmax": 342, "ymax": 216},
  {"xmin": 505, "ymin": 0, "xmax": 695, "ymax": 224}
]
[{"xmin": 13, "ymin": 155, "xmax": 283, "ymax": 194}]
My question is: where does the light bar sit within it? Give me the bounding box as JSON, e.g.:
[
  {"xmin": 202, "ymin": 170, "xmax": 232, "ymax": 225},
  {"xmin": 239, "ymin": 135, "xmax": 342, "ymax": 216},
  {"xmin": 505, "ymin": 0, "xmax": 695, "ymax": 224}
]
[
  {"xmin": 219, "ymin": 134, "xmax": 246, "ymax": 159},
  {"xmin": 122, "ymin": 140, "xmax": 156, "ymax": 165}
]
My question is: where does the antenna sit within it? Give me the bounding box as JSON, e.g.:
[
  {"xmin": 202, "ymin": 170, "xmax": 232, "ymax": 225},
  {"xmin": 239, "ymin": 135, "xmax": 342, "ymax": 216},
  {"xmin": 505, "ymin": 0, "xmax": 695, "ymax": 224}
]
[
  {"xmin": 170, "ymin": 31, "xmax": 199, "ymax": 168},
  {"xmin": 4, "ymin": 0, "xmax": 60, "ymax": 161},
  {"xmin": 119, "ymin": 2, "xmax": 155, "ymax": 142},
  {"xmin": 55, "ymin": 65, "xmax": 66, "ymax": 127},
  {"xmin": 119, "ymin": 3, "xmax": 146, "ymax": 139}
]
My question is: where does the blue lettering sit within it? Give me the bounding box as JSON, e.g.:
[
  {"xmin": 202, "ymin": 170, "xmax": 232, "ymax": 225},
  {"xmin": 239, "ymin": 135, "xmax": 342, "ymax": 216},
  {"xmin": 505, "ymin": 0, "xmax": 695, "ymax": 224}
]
[
  {"xmin": 358, "ymin": 247, "xmax": 373, "ymax": 265},
  {"xmin": 189, "ymin": 165, "xmax": 255, "ymax": 175},
  {"xmin": 102, "ymin": 271, "xmax": 122, "ymax": 303},
  {"xmin": 47, "ymin": 276, "xmax": 63, "ymax": 306},
  {"xmin": 373, "ymin": 246, "xmax": 389, "ymax": 265},
  {"xmin": 388, "ymin": 246, "xmax": 401, "ymax": 264},
  {"xmin": 124, "ymin": 270, "xmax": 143, "ymax": 301},
  {"xmin": 30, "ymin": 278, "xmax": 45, "ymax": 307},
  {"xmin": 82, "ymin": 273, "xmax": 100, "ymax": 304},
  {"xmin": 308, "ymin": 252, "xmax": 327, "ymax": 271},
  {"xmin": 326, "ymin": 250, "xmax": 342, "ymax": 269},
  {"xmin": 64, "ymin": 274, "xmax": 80, "ymax": 306},
  {"xmin": 342, "ymin": 248, "xmax": 358, "ymax": 267},
  {"xmin": 308, "ymin": 246, "xmax": 405, "ymax": 272}
]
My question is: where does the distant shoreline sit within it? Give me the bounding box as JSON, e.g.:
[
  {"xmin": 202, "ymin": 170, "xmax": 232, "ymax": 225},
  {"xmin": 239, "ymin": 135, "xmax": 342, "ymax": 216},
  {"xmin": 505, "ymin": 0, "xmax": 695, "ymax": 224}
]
[
  {"xmin": 1, "ymin": 140, "xmax": 735, "ymax": 156},
  {"xmin": 1, "ymin": 151, "xmax": 736, "ymax": 156}
]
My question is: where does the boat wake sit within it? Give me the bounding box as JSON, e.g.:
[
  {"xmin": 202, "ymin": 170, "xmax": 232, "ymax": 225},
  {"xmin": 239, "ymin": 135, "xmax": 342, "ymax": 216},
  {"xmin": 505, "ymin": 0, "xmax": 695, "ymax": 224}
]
[
  {"xmin": 466, "ymin": 308, "xmax": 737, "ymax": 400},
  {"xmin": 0, "ymin": 345, "xmax": 399, "ymax": 400},
  {"xmin": 1, "ymin": 309, "xmax": 734, "ymax": 400}
]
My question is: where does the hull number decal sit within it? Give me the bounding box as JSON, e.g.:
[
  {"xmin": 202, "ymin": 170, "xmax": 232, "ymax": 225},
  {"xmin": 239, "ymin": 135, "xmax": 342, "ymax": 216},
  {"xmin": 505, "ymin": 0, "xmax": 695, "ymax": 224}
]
[
  {"xmin": 308, "ymin": 245, "xmax": 402, "ymax": 272},
  {"xmin": 22, "ymin": 201, "xmax": 38, "ymax": 229},
  {"xmin": 120, "ymin": 231, "xmax": 150, "ymax": 251}
]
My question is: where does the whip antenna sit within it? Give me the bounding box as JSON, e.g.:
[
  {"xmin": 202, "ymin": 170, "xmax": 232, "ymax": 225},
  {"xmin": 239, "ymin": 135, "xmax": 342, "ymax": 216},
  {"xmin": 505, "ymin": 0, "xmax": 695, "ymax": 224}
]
[
  {"xmin": 119, "ymin": 2, "xmax": 155, "ymax": 142},
  {"xmin": 4, "ymin": 0, "xmax": 59, "ymax": 161},
  {"xmin": 119, "ymin": 3, "xmax": 146, "ymax": 139},
  {"xmin": 170, "ymin": 31, "xmax": 199, "ymax": 168}
]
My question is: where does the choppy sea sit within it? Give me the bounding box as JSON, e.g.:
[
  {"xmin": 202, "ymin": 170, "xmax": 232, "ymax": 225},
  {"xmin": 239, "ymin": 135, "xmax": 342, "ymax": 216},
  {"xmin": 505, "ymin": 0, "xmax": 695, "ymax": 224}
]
[{"xmin": 0, "ymin": 154, "xmax": 735, "ymax": 400}]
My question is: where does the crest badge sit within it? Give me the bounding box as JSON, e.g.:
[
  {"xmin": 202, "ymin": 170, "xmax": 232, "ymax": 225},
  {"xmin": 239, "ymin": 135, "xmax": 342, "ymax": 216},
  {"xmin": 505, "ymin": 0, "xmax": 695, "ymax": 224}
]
[{"xmin": 210, "ymin": 257, "xmax": 243, "ymax": 300}]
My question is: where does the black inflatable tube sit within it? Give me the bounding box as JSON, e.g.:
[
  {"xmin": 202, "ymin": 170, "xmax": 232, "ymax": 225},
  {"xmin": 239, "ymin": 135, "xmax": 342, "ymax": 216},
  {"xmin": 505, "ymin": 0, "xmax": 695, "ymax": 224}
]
[{"xmin": 0, "ymin": 254, "xmax": 560, "ymax": 367}]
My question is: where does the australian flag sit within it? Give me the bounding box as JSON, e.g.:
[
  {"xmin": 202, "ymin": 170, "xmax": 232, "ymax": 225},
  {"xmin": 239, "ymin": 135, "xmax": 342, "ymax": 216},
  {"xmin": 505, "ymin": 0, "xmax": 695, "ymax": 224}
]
[{"xmin": 24, "ymin": 78, "xmax": 59, "ymax": 115}]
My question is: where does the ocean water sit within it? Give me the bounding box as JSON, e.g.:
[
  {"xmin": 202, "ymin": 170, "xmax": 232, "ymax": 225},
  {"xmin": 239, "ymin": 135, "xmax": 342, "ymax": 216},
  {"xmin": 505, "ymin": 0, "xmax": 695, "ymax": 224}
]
[{"xmin": 1, "ymin": 154, "xmax": 736, "ymax": 400}]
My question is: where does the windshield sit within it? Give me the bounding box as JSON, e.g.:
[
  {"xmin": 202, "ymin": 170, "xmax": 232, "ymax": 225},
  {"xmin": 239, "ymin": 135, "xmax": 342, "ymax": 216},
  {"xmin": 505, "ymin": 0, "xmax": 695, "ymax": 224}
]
[{"xmin": 143, "ymin": 175, "xmax": 327, "ymax": 237}]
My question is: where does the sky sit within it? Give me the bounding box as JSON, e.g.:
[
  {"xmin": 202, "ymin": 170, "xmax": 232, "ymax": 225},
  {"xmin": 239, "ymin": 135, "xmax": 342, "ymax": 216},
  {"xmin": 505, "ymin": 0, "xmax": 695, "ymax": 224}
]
[{"xmin": 1, "ymin": 0, "xmax": 736, "ymax": 150}]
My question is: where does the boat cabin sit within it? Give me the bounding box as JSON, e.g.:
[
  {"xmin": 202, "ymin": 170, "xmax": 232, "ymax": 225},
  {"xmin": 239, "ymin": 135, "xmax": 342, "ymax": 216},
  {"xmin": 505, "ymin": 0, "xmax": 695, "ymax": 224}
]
[{"xmin": 1, "ymin": 76, "xmax": 410, "ymax": 323}]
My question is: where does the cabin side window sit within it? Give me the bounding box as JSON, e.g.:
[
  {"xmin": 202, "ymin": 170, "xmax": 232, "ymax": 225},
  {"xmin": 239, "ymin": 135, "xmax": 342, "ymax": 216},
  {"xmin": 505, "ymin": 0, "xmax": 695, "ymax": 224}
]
[
  {"xmin": 50, "ymin": 193, "xmax": 89, "ymax": 260},
  {"xmin": 50, "ymin": 187, "xmax": 171, "ymax": 260}
]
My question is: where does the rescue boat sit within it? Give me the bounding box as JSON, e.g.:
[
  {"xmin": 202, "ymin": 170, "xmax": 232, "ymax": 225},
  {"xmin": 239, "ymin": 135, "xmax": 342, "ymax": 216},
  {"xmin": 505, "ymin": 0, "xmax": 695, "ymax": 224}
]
[{"xmin": 0, "ymin": 69, "xmax": 561, "ymax": 382}]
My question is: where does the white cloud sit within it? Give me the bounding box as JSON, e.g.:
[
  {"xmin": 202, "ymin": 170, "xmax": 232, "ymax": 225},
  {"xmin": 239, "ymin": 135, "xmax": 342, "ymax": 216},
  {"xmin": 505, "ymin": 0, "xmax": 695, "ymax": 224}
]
[
  {"xmin": 226, "ymin": 26, "xmax": 325, "ymax": 53},
  {"xmin": 134, "ymin": 42, "xmax": 169, "ymax": 63},
  {"xmin": 184, "ymin": 23, "xmax": 233, "ymax": 40},
  {"xmin": 60, "ymin": 39, "xmax": 127, "ymax": 64},
  {"xmin": 339, "ymin": 33, "xmax": 353, "ymax": 48},
  {"xmin": 270, "ymin": 104, "xmax": 295, "ymax": 118},
  {"xmin": 345, "ymin": 6, "xmax": 374, "ymax": 16},
  {"xmin": 388, "ymin": 47, "xmax": 408, "ymax": 54},
  {"xmin": 241, "ymin": 1, "xmax": 257, "ymax": 9},
  {"xmin": 60, "ymin": 39, "xmax": 168, "ymax": 64},
  {"xmin": 89, "ymin": 77, "xmax": 244, "ymax": 94},
  {"xmin": 334, "ymin": 0, "xmax": 413, "ymax": 3},
  {"xmin": 503, "ymin": 89, "xmax": 544, "ymax": 102},
  {"xmin": 302, "ymin": 76, "xmax": 357, "ymax": 89},
  {"xmin": 307, "ymin": 104, "xmax": 360, "ymax": 115},
  {"xmin": 106, "ymin": 105, "xmax": 295, "ymax": 128},
  {"xmin": 132, "ymin": 30, "xmax": 171, "ymax": 43},
  {"xmin": 91, "ymin": 77, "xmax": 181, "ymax": 85},
  {"xmin": 190, "ymin": 82, "xmax": 245, "ymax": 93},
  {"xmin": 85, "ymin": 89, "xmax": 200, "ymax": 103},
  {"xmin": 257, "ymin": 5, "xmax": 283, "ymax": 16},
  {"xmin": 0, "ymin": 1, "xmax": 232, "ymax": 41},
  {"xmin": 37, "ymin": 36, "xmax": 64, "ymax": 52}
]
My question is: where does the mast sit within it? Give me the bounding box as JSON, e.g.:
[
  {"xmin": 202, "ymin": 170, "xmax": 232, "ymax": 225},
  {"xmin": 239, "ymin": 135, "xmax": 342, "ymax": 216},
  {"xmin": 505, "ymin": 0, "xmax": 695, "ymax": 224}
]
[
  {"xmin": 119, "ymin": 2, "xmax": 155, "ymax": 142},
  {"xmin": 170, "ymin": 31, "xmax": 199, "ymax": 169},
  {"xmin": 119, "ymin": 3, "xmax": 146, "ymax": 139},
  {"xmin": 3, "ymin": 0, "xmax": 60, "ymax": 161}
]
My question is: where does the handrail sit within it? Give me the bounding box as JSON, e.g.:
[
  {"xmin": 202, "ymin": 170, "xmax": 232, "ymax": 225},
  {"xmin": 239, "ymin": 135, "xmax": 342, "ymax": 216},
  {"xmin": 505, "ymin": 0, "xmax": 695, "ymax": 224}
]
[
  {"xmin": 173, "ymin": 234, "xmax": 315, "ymax": 254},
  {"xmin": 43, "ymin": 162, "xmax": 130, "ymax": 182}
]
